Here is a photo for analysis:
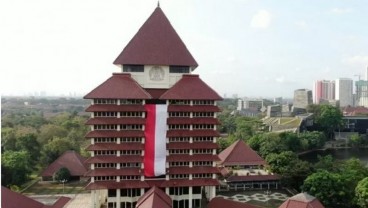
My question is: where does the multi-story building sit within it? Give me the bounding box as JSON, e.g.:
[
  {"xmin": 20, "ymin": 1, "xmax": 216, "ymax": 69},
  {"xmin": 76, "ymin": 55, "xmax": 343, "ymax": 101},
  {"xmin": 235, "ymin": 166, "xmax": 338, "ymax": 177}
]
[
  {"xmin": 313, "ymin": 80, "xmax": 335, "ymax": 104},
  {"xmin": 293, "ymin": 89, "xmax": 312, "ymax": 109},
  {"xmin": 335, "ymin": 78, "xmax": 353, "ymax": 107},
  {"xmin": 355, "ymin": 80, "xmax": 368, "ymax": 107},
  {"xmin": 84, "ymin": 6, "xmax": 222, "ymax": 208}
]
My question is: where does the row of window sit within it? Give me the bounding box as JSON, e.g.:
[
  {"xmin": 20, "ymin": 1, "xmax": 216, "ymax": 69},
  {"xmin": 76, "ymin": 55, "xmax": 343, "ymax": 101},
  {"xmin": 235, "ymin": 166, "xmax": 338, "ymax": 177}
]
[
  {"xmin": 94, "ymin": 137, "xmax": 142, "ymax": 143},
  {"xmin": 95, "ymin": 163, "xmax": 140, "ymax": 168},
  {"xmin": 108, "ymin": 188, "xmax": 141, "ymax": 197},
  {"xmin": 94, "ymin": 150, "xmax": 141, "ymax": 155},
  {"xmin": 169, "ymin": 161, "xmax": 212, "ymax": 167},
  {"xmin": 168, "ymin": 149, "xmax": 214, "ymax": 155},
  {"xmin": 94, "ymin": 112, "xmax": 143, "ymax": 117},
  {"xmin": 95, "ymin": 176, "xmax": 140, "ymax": 181},
  {"xmin": 94, "ymin": 124, "xmax": 143, "ymax": 130},
  {"xmin": 93, "ymin": 99, "xmax": 214, "ymax": 105},
  {"xmin": 122, "ymin": 65, "xmax": 190, "ymax": 73}
]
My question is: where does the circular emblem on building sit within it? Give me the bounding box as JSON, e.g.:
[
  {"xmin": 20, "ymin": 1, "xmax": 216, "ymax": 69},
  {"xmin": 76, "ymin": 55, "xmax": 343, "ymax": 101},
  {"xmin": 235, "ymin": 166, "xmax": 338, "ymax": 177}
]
[{"xmin": 149, "ymin": 66, "xmax": 165, "ymax": 81}]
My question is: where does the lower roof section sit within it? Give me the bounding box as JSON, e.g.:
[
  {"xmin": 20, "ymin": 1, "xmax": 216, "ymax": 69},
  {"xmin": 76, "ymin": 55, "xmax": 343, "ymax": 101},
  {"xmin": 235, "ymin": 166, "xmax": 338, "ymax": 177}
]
[
  {"xmin": 86, "ymin": 143, "xmax": 144, "ymax": 151},
  {"xmin": 226, "ymin": 174, "xmax": 280, "ymax": 182},
  {"xmin": 85, "ymin": 155, "xmax": 143, "ymax": 164},
  {"xmin": 85, "ymin": 168, "xmax": 142, "ymax": 177},
  {"xmin": 167, "ymin": 130, "xmax": 220, "ymax": 137},
  {"xmin": 86, "ymin": 130, "xmax": 145, "ymax": 138},
  {"xmin": 86, "ymin": 178, "xmax": 219, "ymax": 190},
  {"xmin": 167, "ymin": 154, "xmax": 220, "ymax": 162}
]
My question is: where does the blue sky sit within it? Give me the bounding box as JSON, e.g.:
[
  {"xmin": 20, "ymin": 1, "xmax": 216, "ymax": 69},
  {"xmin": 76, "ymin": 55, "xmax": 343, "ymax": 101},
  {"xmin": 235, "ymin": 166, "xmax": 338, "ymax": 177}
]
[{"xmin": 1, "ymin": 0, "xmax": 367, "ymax": 98}]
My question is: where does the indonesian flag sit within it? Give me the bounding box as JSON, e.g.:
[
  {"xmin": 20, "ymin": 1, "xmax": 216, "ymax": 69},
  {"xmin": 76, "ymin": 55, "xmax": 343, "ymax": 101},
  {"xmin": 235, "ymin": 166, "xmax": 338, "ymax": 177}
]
[{"xmin": 144, "ymin": 104, "xmax": 167, "ymax": 177}]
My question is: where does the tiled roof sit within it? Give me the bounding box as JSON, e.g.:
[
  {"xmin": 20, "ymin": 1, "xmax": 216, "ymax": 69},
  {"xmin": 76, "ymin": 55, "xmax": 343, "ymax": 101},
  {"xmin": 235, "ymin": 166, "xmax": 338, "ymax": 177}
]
[
  {"xmin": 85, "ymin": 155, "xmax": 143, "ymax": 163},
  {"xmin": 227, "ymin": 174, "xmax": 280, "ymax": 182},
  {"xmin": 136, "ymin": 186, "xmax": 172, "ymax": 208},
  {"xmin": 85, "ymin": 130, "xmax": 144, "ymax": 138},
  {"xmin": 1, "ymin": 186, "xmax": 70, "ymax": 208},
  {"xmin": 144, "ymin": 89, "xmax": 168, "ymax": 99},
  {"xmin": 86, "ymin": 180, "xmax": 149, "ymax": 190},
  {"xmin": 41, "ymin": 151, "xmax": 88, "ymax": 177},
  {"xmin": 167, "ymin": 117, "xmax": 220, "ymax": 125},
  {"xmin": 343, "ymin": 106, "xmax": 368, "ymax": 116},
  {"xmin": 168, "ymin": 105, "xmax": 221, "ymax": 112},
  {"xmin": 167, "ymin": 130, "xmax": 220, "ymax": 137},
  {"xmin": 167, "ymin": 142, "xmax": 219, "ymax": 150},
  {"xmin": 85, "ymin": 104, "xmax": 146, "ymax": 112},
  {"xmin": 86, "ymin": 143, "xmax": 144, "ymax": 151},
  {"xmin": 208, "ymin": 197, "xmax": 259, "ymax": 208},
  {"xmin": 84, "ymin": 73, "xmax": 152, "ymax": 99},
  {"xmin": 278, "ymin": 192, "xmax": 325, "ymax": 208},
  {"xmin": 167, "ymin": 154, "xmax": 220, "ymax": 162},
  {"xmin": 86, "ymin": 117, "xmax": 146, "ymax": 125},
  {"xmin": 113, "ymin": 7, "xmax": 198, "ymax": 68},
  {"xmin": 160, "ymin": 75, "xmax": 222, "ymax": 100},
  {"xmin": 85, "ymin": 168, "xmax": 141, "ymax": 176},
  {"xmin": 168, "ymin": 166, "xmax": 220, "ymax": 174},
  {"xmin": 219, "ymin": 140, "xmax": 266, "ymax": 166}
]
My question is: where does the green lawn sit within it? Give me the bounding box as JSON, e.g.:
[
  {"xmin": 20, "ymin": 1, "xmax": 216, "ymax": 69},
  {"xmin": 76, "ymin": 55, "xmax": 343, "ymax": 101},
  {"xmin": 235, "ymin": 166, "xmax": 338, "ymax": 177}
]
[{"xmin": 23, "ymin": 181, "xmax": 89, "ymax": 195}]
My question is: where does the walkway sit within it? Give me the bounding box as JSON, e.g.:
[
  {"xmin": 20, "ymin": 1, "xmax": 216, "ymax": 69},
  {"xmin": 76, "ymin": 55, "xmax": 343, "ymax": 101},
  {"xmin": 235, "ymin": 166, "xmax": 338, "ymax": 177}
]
[{"xmin": 217, "ymin": 192, "xmax": 289, "ymax": 203}]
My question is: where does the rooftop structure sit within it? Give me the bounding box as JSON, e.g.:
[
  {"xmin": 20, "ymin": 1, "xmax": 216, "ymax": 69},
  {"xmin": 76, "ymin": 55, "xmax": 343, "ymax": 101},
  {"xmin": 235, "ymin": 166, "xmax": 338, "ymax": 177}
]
[
  {"xmin": 219, "ymin": 140, "xmax": 265, "ymax": 167},
  {"xmin": 293, "ymin": 89, "xmax": 312, "ymax": 109},
  {"xmin": 1, "ymin": 186, "xmax": 70, "ymax": 208},
  {"xmin": 41, "ymin": 150, "xmax": 88, "ymax": 181},
  {"xmin": 278, "ymin": 192, "xmax": 324, "ymax": 208}
]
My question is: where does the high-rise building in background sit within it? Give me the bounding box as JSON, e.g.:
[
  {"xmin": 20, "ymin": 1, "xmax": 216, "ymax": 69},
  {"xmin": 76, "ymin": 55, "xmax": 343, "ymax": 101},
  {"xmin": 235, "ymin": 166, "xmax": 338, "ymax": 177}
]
[
  {"xmin": 355, "ymin": 80, "xmax": 368, "ymax": 107},
  {"xmin": 335, "ymin": 78, "xmax": 353, "ymax": 107},
  {"xmin": 293, "ymin": 89, "xmax": 312, "ymax": 109},
  {"xmin": 313, "ymin": 80, "xmax": 335, "ymax": 104},
  {"xmin": 84, "ymin": 6, "xmax": 222, "ymax": 208}
]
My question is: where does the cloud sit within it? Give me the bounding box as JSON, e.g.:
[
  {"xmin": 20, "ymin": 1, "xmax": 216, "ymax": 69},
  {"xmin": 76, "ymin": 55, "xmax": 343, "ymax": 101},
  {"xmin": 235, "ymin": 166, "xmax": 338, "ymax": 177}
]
[
  {"xmin": 330, "ymin": 8, "xmax": 353, "ymax": 15},
  {"xmin": 250, "ymin": 10, "xmax": 271, "ymax": 29},
  {"xmin": 295, "ymin": 21, "xmax": 308, "ymax": 31},
  {"xmin": 342, "ymin": 55, "xmax": 368, "ymax": 66}
]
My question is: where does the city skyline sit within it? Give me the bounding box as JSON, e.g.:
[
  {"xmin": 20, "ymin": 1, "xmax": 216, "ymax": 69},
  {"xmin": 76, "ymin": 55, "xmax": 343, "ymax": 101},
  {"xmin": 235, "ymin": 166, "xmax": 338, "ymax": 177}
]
[{"xmin": 1, "ymin": 0, "xmax": 368, "ymax": 97}]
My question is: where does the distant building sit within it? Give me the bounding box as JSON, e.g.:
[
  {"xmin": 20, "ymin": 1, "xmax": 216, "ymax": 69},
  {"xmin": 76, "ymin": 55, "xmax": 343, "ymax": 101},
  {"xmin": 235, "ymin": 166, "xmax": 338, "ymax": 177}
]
[
  {"xmin": 293, "ymin": 89, "xmax": 312, "ymax": 109},
  {"xmin": 335, "ymin": 78, "xmax": 353, "ymax": 107},
  {"xmin": 237, "ymin": 99, "xmax": 244, "ymax": 111},
  {"xmin": 313, "ymin": 80, "xmax": 335, "ymax": 104},
  {"xmin": 267, "ymin": 105, "xmax": 282, "ymax": 117},
  {"xmin": 355, "ymin": 80, "xmax": 368, "ymax": 107},
  {"xmin": 274, "ymin": 97, "xmax": 283, "ymax": 104}
]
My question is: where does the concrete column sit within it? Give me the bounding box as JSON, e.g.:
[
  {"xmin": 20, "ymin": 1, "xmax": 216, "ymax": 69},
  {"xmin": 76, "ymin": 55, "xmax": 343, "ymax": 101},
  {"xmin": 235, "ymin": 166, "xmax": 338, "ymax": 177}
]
[
  {"xmin": 189, "ymin": 187, "xmax": 193, "ymax": 208},
  {"xmin": 116, "ymin": 189, "xmax": 121, "ymax": 208}
]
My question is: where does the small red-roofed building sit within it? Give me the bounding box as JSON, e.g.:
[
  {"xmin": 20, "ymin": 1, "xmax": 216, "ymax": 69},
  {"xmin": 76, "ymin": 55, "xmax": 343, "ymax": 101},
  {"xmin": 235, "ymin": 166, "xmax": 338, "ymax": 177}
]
[
  {"xmin": 1, "ymin": 186, "xmax": 70, "ymax": 208},
  {"xmin": 208, "ymin": 197, "xmax": 260, "ymax": 208},
  {"xmin": 135, "ymin": 186, "xmax": 172, "ymax": 208},
  {"xmin": 41, "ymin": 151, "xmax": 88, "ymax": 181},
  {"xmin": 218, "ymin": 140, "xmax": 280, "ymax": 190},
  {"xmin": 278, "ymin": 192, "xmax": 325, "ymax": 208}
]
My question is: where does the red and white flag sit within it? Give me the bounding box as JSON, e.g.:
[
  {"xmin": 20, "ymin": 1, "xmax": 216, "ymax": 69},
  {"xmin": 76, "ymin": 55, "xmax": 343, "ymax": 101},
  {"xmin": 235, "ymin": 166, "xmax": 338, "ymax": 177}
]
[{"xmin": 144, "ymin": 104, "xmax": 167, "ymax": 177}]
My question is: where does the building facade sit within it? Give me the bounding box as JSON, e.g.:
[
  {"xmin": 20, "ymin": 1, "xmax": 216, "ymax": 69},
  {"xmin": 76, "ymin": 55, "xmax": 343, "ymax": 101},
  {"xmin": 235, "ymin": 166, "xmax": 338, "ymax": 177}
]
[
  {"xmin": 355, "ymin": 80, "xmax": 368, "ymax": 107},
  {"xmin": 313, "ymin": 80, "xmax": 335, "ymax": 104},
  {"xmin": 84, "ymin": 6, "xmax": 222, "ymax": 208},
  {"xmin": 335, "ymin": 78, "xmax": 353, "ymax": 107},
  {"xmin": 293, "ymin": 89, "xmax": 312, "ymax": 109}
]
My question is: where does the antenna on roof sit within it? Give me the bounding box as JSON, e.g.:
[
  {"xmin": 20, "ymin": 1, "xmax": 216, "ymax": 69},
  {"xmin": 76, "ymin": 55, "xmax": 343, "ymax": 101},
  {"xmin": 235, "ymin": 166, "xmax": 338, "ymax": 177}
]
[{"xmin": 157, "ymin": 1, "xmax": 160, "ymax": 7}]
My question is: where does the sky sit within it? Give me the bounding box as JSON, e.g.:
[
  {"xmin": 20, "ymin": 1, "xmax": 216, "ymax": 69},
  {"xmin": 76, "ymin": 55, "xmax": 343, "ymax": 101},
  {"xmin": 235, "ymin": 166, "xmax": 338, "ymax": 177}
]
[{"xmin": 1, "ymin": 0, "xmax": 368, "ymax": 98}]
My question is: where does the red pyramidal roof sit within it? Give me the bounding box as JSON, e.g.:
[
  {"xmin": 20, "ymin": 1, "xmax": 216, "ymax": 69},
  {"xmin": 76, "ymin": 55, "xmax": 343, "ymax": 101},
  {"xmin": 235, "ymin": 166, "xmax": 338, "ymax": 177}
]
[
  {"xmin": 219, "ymin": 140, "xmax": 266, "ymax": 166},
  {"xmin": 84, "ymin": 73, "xmax": 152, "ymax": 99},
  {"xmin": 136, "ymin": 186, "xmax": 172, "ymax": 208},
  {"xmin": 278, "ymin": 192, "xmax": 325, "ymax": 208},
  {"xmin": 114, "ymin": 6, "xmax": 198, "ymax": 68},
  {"xmin": 160, "ymin": 74, "xmax": 222, "ymax": 100}
]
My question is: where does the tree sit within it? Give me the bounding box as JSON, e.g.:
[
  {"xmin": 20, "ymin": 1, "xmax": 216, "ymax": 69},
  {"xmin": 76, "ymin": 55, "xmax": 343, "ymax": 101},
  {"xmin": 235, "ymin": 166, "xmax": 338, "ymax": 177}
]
[
  {"xmin": 41, "ymin": 137, "xmax": 78, "ymax": 165},
  {"xmin": 259, "ymin": 134, "xmax": 288, "ymax": 157},
  {"xmin": 53, "ymin": 167, "xmax": 71, "ymax": 182},
  {"xmin": 355, "ymin": 177, "xmax": 368, "ymax": 208},
  {"xmin": 339, "ymin": 158, "xmax": 368, "ymax": 191},
  {"xmin": 1, "ymin": 151, "xmax": 32, "ymax": 186},
  {"xmin": 349, "ymin": 133, "xmax": 364, "ymax": 147},
  {"xmin": 313, "ymin": 155, "xmax": 340, "ymax": 172},
  {"xmin": 38, "ymin": 124, "xmax": 68, "ymax": 144},
  {"xmin": 1, "ymin": 127, "xmax": 16, "ymax": 151},
  {"xmin": 302, "ymin": 170, "xmax": 352, "ymax": 207},
  {"xmin": 279, "ymin": 132, "xmax": 302, "ymax": 152},
  {"xmin": 15, "ymin": 134, "xmax": 41, "ymax": 166},
  {"xmin": 315, "ymin": 105, "xmax": 343, "ymax": 139},
  {"xmin": 299, "ymin": 131, "xmax": 326, "ymax": 149}
]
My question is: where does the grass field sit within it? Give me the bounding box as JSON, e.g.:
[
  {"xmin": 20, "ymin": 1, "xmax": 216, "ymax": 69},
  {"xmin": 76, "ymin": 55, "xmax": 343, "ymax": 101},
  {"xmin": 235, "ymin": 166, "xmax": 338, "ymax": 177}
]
[{"xmin": 23, "ymin": 180, "xmax": 89, "ymax": 195}]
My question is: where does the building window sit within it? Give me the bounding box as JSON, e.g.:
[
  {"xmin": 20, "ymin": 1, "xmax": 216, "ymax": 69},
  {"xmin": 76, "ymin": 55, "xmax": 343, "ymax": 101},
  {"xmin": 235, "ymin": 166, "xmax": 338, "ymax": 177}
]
[
  {"xmin": 95, "ymin": 163, "xmax": 117, "ymax": 168},
  {"xmin": 192, "ymin": 124, "xmax": 214, "ymax": 129},
  {"xmin": 169, "ymin": 187, "xmax": 189, "ymax": 195},
  {"xmin": 120, "ymin": 163, "xmax": 140, "ymax": 168},
  {"xmin": 108, "ymin": 189, "xmax": 117, "ymax": 197},
  {"xmin": 121, "ymin": 188, "xmax": 141, "ymax": 197},
  {"xmin": 193, "ymin": 149, "xmax": 212, "ymax": 154},
  {"xmin": 193, "ymin": 137, "xmax": 213, "ymax": 142},
  {"xmin": 120, "ymin": 112, "xmax": 143, "ymax": 117},
  {"xmin": 121, "ymin": 137, "xmax": 142, "ymax": 143},
  {"xmin": 168, "ymin": 112, "xmax": 190, "ymax": 117},
  {"xmin": 120, "ymin": 150, "xmax": 141, "ymax": 155},
  {"xmin": 120, "ymin": 176, "xmax": 140, "ymax": 180},
  {"xmin": 94, "ymin": 112, "xmax": 118, "ymax": 117},
  {"xmin": 169, "ymin": 149, "xmax": 190, "ymax": 155},
  {"xmin": 169, "ymin": 124, "xmax": 190, "ymax": 130},
  {"xmin": 95, "ymin": 150, "xmax": 116, "ymax": 155},
  {"xmin": 94, "ymin": 138, "xmax": 117, "ymax": 143},
  {"xmin": 193, "ymin": 173, "xmax": 212, "ymax": 178},
  {"xmin": 120, "ymin": 124, "xmax": 143, "ymax": 130},
  {"xmin": 193, "ymin": 161, "xmax": 212, "ymax": 166},
  {"xmin": 169, "ymin": 66, "xmax": 190, "ymax": 73},
  {"xmin": 94, "ymin": 125, "xmax": 117, "ymax": 130},
  {"xmin": 193, "ymin": 100, "xmax": 214, "ymax": 105},
  {"xmin": 192, "ymin": 112, "xmax": 214, "ymax": 117},
  {"xmin": 123, "ymin": 65, "xmax": 144, "ymax": 72},
  {"xmin": 170, "ymin": 174, "xmax": 189, "ymax": 179},
  {"xmin": 95, "ymin": 176, "xmax": 116, "ymax": 181},
  {"xmin": 120, "ymin": 99, "xmax": 143, "ymax": 105},
  {"xmin": 169, "ymin": 162, "xmax": 189, "ymax": 167},
  {"xmin": 169, "ymin": 137, "xmax": 189, "ymax": 142},
  {"xmin": 169, "ymin": 100, "xmax": 190, "ymax": 105},
  {"xmin": 94, "ymin": 99, "xmax": 117, "ymax": 104}
]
